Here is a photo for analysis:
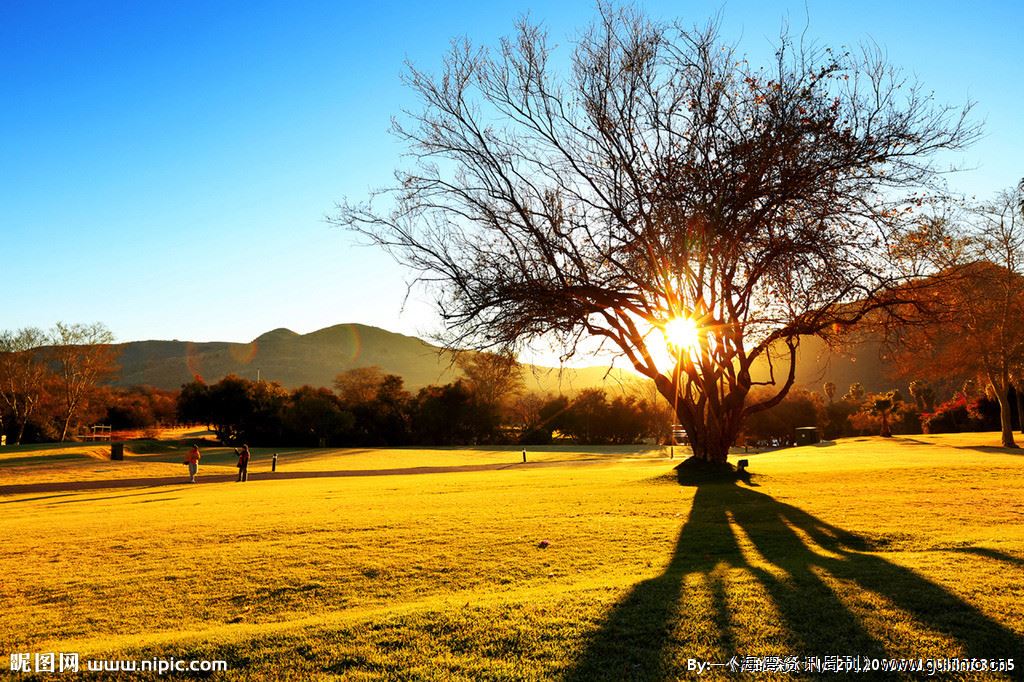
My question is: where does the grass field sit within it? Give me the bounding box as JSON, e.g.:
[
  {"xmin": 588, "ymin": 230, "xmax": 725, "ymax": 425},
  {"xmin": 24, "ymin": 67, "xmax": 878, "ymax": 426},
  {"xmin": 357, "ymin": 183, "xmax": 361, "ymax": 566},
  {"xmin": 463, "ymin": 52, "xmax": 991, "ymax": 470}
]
[{"xmin": 1, "ymin": 433, "xmax": 1022, "ymax": 679}]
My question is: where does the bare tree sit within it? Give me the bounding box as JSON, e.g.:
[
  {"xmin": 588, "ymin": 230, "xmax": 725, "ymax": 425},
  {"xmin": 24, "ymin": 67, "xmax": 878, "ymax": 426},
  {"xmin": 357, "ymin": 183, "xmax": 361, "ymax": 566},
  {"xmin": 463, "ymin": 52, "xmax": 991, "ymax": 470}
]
[
  {"xmin": 50, "ymin": 322, "xmax": 119, "ymax": 442},
  {"xmin": 456, "ymin": 351, "xmax": 524, "ymax": 411},
  {"xmin": 337, "ymin": 6, "xmax": 978, "ymax": 464},
  {"xmin": 333, "ymin": 366, "xmax": 386, "ymax": 407},
  {"xmin": 971, "ymin": 186, "xmax": 1024, "ymax": 446},
  {"xmin": 0, "ymin": 328, "xmax": 52, "ymax": 445}
]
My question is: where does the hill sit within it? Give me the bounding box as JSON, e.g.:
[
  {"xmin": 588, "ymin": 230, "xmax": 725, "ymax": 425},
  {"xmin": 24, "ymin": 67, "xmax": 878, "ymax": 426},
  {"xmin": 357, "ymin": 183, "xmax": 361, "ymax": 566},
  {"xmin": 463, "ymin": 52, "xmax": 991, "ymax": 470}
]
[
  {"xmin": 107, "ymin": 321, "xmax": 914, "ymax": 398},
  {"xmin": 111, "ymin": 323, "xmax": 639, "ymax": 394},
  {"xmin": 767, "ymin": 332, "xmax": 891, "ymax": 395}
]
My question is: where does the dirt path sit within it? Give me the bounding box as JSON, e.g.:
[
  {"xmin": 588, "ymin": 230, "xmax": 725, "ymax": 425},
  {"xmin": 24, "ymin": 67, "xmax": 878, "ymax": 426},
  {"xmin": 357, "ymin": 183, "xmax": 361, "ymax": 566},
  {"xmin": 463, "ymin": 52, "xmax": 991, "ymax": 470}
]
[{"xmin": 0, "ymin": 457, "xmax": 649, "ymax": 497}]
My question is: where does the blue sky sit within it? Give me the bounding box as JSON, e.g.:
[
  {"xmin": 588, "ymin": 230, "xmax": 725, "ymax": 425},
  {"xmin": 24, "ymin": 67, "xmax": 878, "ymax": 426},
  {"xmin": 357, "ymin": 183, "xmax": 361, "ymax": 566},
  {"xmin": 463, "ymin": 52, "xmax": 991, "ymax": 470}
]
[{"xmin": 3, "ymin": 0, "xmax": 1021, "ymax": 355}]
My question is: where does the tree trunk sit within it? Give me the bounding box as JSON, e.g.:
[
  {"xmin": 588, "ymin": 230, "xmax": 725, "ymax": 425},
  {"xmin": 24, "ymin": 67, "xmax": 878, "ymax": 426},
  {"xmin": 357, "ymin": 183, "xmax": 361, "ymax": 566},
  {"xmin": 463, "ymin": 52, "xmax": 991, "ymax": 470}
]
[
  {"xmin": 679, "ymin": 409, "xmax": 736, "ymax": 465},
  {"xmin": 60, "ymin": 416, "xmax": 71, "ymax": 443},
  {"xmin": 687, "ymin": 434, "xmax": 731, "ymax": 464},
  {"xmin": 879, "ymin": 412, "xmax": 892, "ymax": 438},
  {"xmin": 995, "ymin": 383, "xmax": 1018, "ymax": 448},
  {"xmin": 16, "ymin": 418, "xmax": 26, "ymax": 446}
]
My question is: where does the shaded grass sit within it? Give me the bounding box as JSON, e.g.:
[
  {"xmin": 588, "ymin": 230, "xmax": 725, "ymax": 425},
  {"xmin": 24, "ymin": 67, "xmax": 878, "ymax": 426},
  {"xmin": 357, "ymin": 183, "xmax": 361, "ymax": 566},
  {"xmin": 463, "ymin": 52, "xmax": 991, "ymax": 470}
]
[{"xmin": 0, "ymin": 452, "xmax": 91, "ymax": 467}]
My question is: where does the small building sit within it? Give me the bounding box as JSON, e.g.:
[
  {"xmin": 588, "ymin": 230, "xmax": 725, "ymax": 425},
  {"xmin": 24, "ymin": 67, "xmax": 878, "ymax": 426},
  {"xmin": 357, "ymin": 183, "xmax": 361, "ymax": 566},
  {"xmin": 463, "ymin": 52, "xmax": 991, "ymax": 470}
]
[{"xmin": 795, "ymin": 427, "xmax": 820, "ymax": 446}]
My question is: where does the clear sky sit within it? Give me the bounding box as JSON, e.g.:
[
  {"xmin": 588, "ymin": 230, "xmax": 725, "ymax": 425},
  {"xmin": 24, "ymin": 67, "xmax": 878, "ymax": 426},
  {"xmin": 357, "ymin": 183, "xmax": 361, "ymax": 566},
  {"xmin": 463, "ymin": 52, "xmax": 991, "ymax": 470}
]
[{"xmin": 3, "ymin": 0, "xmax": 1021, "ymax": 356}]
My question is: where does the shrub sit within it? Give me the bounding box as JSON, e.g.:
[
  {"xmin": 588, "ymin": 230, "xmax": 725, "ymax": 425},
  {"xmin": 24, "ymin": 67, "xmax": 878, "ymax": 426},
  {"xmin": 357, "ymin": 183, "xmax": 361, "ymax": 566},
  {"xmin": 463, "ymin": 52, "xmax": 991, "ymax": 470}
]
[{"xmin": 922, "ymin": 395, "xmax": 1001, "ymax": 433}]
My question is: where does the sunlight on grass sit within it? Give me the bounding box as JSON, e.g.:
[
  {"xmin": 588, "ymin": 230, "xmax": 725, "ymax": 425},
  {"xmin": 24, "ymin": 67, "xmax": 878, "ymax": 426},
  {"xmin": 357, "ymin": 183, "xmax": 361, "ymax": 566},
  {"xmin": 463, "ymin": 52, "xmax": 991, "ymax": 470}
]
[
  {"xmin": 811, "ymin": 566, "xmax": 963, "ymax": 659},
  {"xmin": 1, "ymin": 434, "xmax": 1022, "ymax": 678},
  {"xmin": 726, "ymin": 512, "xmax": 791, "ymax": 581},
  {"xmin": 781, "ymin": 518, "xmax": 846, "ymax": 561}
]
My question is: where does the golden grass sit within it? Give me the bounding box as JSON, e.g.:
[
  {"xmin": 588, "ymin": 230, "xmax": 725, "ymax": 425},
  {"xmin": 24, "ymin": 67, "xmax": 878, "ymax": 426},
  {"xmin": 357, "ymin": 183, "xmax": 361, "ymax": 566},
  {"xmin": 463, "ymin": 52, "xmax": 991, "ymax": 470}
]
[{"xmin": 1, "ymin": 433, "xmax": 1022, "ymax": 679}]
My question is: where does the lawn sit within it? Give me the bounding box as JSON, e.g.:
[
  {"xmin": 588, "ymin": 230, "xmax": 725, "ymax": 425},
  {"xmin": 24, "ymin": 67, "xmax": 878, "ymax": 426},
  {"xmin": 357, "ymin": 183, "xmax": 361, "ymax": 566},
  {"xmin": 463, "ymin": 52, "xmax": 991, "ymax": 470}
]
[{"xmin": 1, "ymin": 434, "xmax": 1022, "ymax": 679}]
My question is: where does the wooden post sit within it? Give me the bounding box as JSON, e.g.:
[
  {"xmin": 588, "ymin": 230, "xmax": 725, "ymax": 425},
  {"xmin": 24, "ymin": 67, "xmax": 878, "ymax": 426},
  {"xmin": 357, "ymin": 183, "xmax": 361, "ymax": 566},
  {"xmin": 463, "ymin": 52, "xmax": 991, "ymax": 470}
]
[{"xmin": 272, "ymin": 453, "xmax": 278, "ymax": 472}]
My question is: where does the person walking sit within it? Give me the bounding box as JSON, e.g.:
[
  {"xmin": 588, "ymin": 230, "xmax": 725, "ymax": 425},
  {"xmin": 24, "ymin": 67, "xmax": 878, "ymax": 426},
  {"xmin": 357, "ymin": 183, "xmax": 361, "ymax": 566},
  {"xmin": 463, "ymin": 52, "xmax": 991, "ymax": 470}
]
[
  {"xmin": 236, "ymin": 444, "xmax": 251, "ymax": 482},
  {"xmin": 186, "ymin": 444, "xmax": 201, "ymax": 483}
]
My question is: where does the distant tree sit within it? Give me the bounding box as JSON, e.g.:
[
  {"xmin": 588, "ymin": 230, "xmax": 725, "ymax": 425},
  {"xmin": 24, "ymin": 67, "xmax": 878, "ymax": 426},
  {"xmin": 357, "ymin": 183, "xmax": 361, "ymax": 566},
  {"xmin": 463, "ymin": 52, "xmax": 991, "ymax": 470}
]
[
  {"xmin": 1016, "ymin": 374, "xmax": 1024, "ymax": 435},
  {"xmin": 603, "ymin": 395, "xmax": 651, "ymax": 444},
  {"xmin": 823, "ymin": 382, "xmax": 836, "ymax": 404},
  {"xmin": 968, "ymin": 186, "xmax": 1024, "ymax": 445},
  {"xmin": 283, "ymin": 386, "xmax": 354, "ymax": 446},
  {"xmin": 908, "ymin": 380, "xmax": 934, "ymax": 412},
  {"xmin": 844, "ymin": 383, "xmax": 866, "ymax": 404},
  {"xmin": 923, "ymin": 393, "xmax": 1001, "ymax": 434},
  {"xmin": 146, "ymin": 386, "xmax": 179, "ymax": 425},
  {"xmin": 177, "ymin": 380, "xmax": 211, "ymax": 427},
  {"xmin": 627, "ymin": 380, "xmax": 676, "ymax": 442},
  {"xmin": 870, "ymin": 392, "xmax": 900, "ymax": 438},
  {"xmin": 560, "ymin": 389, "xmax": 608, "ymax": 444},
  {"xmin": 105, "ymin": 386, "xmax": 179, "ymax": 431},
  {"xmin": 509, "ymin": 391, "xmax": 546, "ymax": 439},
  {"xmin": 823, "ymin": 398, "xmax": 860, "ymax": 440},
  {"xmin": 457, "ymin": 352, "xmax": 523, "ymax": 408},
  {"xmin": 413, "ymin": 381, "xmax": 481, "ymax": 445},
  {"xmin": 457, "ymin": 351, "xmax": 524, "ymax": 440},
  {"xmin": 0, "ymin": 327, "xmax": 52, "ymax": 444},
  {"xmin": 185, "ymin": 375, "xmax": 290, "ymax": 445},
  {"xmin": 244, "ymin": 379, "xmax": 290, "ymax": 444},
  {"xmin": 551, "ymin": 389, "xmax": 659, "ymax": 444},
  {"xmin": 961, "ymin": 377, "xmax": 978, "ymax": 400},
  {"xmin": 204, "ymin": 375, "xmax": 253, "ymax": 444},
  {"xmin": 49, "ymin": 322, "xmax": 119, "ymax": 441},
  {"xmin": 521, "ymin": 395, "xmax": 572, "ymax": 444},
  {"xmin": 896, "ymin": 186, "xmax": 1024, "ymax": 447},
  {"xmin": 333, "ymin": 366, "xmax": 387, "ymax": 407},
  {"xmin": 105, "ymin": 391, "xmax": 151, "ymax": 431},
  {"xmin": 337, "ymin": 5, "xmax": 979, "ymax": 464},
  {"xmin": 742, "ymin": 388, "xmax": 821, "ymax": 444},
  {"xmin": 370, "ymin": 375, "xmax": 412, "ymax": 445},
  {"xmin": 334, "ymin": 367, "xmax": 417, "ymax": 444}
]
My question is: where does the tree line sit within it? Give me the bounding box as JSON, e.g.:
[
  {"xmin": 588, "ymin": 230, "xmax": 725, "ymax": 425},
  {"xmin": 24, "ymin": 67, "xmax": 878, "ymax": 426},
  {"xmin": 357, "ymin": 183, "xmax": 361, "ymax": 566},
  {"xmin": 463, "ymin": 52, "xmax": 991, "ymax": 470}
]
[
  {"xmin": 738, "ymin": 377, "xmax": 1024, "ymax": 447},
  {"xmin": 1, "ymin": 323, "xmax": 1019, "ymax": 448},
  {"xmin": 175, "ymin": 355, "xmax": 672, "ymax": 447}
]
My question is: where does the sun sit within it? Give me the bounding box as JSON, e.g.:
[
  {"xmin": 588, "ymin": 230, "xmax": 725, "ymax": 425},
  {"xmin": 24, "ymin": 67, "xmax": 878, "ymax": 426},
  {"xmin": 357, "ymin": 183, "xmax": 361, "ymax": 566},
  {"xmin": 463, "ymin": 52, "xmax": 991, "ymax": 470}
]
[{"xmin": 663, "ymin": 316, "xmax": 701, "ymax": 352}]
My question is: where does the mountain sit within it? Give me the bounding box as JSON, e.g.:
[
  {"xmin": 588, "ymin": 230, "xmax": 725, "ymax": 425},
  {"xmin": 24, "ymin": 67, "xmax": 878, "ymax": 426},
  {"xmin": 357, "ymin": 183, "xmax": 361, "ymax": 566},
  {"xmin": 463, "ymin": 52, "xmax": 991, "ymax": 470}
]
[
  {"xmin": 769, "ymin": 333, "xmax": 891, "ymax": 395},
  {"xmin": 109, "ymin": 322, "xmax": 904, "ymax": 398},
  {"xmin": 111, "ymin": 323, "xmax": 638, "ymax": 394}
]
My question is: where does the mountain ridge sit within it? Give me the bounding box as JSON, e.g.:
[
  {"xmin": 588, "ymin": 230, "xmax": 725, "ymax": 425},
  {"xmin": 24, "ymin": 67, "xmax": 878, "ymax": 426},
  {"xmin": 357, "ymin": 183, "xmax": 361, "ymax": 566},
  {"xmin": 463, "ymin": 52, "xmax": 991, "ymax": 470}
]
[
  {"xmin": 110, "ymin": 323, "xmax": 640, "ymax": 394},
  {"xmin": 108, "ymin": 322, "xmax": 900, "ymax": 397}
]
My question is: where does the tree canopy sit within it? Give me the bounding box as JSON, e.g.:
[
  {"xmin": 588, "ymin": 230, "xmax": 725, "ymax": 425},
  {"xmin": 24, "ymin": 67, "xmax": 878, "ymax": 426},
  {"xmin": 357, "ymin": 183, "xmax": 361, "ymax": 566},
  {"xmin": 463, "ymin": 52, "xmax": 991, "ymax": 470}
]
[
  {"xmin": 890, "ymin": 183, "xmax": 1024, "ymax": 447},
  {"xmin": 338, "ymin": 6, "xmax": 979, "ymax": 462}
]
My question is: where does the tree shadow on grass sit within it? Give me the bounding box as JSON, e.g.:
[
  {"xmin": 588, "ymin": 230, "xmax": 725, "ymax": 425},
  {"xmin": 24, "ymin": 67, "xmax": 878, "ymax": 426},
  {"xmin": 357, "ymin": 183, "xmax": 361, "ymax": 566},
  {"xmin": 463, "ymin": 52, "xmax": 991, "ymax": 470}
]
[
  {"xmin": 946, "ymin": 546, "xmax": 1024, "ymax": 569},
  {"xmin": 565, "ymin": 469, "xmax": 1024, "ymax": 681},
  {"xmin": 952, "ymin": 444, "xmax": 1024, "ymax": 456}
]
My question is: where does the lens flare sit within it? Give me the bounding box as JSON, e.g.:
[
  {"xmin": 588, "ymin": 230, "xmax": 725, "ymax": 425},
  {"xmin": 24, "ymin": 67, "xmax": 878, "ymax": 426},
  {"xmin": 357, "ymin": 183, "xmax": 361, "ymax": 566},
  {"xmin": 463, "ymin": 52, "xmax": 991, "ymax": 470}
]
[
  {"xmin": 663, "ymin": 317, "xmax": 701, "ymax": 351},
  {"xmin": 228, "ymin": 341, "xmax": 259, "ymax": 365},
  {"xmin": 185, "ymin": 342, "xmax": 204, "ymax": 382},
  {"xmin": 340, "ymin": 324, "xmax": 363, "ymax": 363}
]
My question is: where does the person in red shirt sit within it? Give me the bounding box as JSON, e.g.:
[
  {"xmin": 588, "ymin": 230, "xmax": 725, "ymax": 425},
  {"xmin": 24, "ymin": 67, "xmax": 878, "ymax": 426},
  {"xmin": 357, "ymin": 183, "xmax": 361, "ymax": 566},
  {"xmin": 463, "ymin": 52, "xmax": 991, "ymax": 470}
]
[
  {"xmin": 185, "ymin": 445, "xmax": 201, "ymax": 483},
  {"xmin": 236, "ymin": 444, "xmax": 251, "ymax": 482}
]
